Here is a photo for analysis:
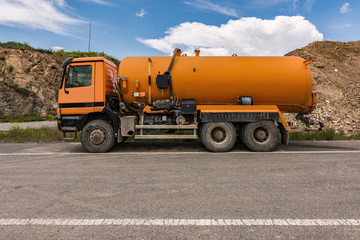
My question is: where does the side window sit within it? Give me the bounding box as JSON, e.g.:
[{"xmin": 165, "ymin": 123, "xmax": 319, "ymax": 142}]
[{"xmin": 65, "ymin": 65, "xmax": 92, "ymax": 88}]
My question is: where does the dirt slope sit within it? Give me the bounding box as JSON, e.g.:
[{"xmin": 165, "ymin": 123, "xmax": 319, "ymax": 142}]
[
  {"xmin": 0, "ymin": 48, "xmax": 66, "ymax": 116},
  {"xmin": 287, "ymin": 41, "xmax": 360, "ymax": 134}
]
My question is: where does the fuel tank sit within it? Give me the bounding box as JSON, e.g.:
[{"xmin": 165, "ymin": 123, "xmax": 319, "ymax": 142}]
[{"xmin": 118, "ymin": 55, "xmax": 315, "ymax": 113}]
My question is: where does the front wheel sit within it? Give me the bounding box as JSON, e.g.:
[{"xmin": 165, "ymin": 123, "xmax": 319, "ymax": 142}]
[
  {"xmin": 242, "ymin": 121, "xmax": 279, "ymax": 152},
  {"xmin": 81, "ymin": 120, "xmax": 115, "ymax": 153},
  {"xmin": 200, "ymin": 122, "xmax": 237, "ymax": 152}
]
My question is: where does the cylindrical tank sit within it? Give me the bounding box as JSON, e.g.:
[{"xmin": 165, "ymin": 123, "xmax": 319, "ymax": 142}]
[{"xmin": 118, "ymin": 56, "xmax": 315, "ymax": 113}]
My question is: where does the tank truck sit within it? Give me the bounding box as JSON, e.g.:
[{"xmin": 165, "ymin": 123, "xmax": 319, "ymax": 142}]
[{"xmin": 57, "ymin": 49, "xmax": 323, "ymax": 152}]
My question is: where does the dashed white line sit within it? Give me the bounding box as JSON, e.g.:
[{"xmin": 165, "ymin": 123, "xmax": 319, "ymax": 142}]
[{"xmin": 0, "ymin": 219, "xmax": 359, "ymax": 226}]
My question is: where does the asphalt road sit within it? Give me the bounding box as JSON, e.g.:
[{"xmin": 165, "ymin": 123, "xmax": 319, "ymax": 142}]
[{"xmin": 0, "ymin": 141, "xmax": 359, "ymax": 239}]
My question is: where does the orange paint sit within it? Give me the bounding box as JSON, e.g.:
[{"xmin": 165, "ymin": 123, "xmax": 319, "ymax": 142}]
[
  {"xmin": 119, "ymin": 56, "xmax": 316, "ymax": 114},
  {"xmin": 58, "ymin": 57, "xmax": 117, "ymax": 115}
]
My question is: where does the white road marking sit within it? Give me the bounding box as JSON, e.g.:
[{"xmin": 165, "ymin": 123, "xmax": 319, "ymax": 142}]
[
  {"xmin": 0, "ymin": 150, "xmax": 359, "ymax": 156},
  {"xmin": 0, "ymin": 219, "xmax": 359, "ymax": 226}
]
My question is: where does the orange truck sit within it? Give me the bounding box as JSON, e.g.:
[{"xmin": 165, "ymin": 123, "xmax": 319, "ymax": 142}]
[{"xmin": 58, "ymin": 49, "xmax": 323, "ymax": 152}]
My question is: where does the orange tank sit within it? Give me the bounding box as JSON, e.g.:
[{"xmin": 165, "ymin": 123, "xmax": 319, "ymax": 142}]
[{"xmin": 118, "ymin": 55, "xmax": 315, "ymax": 113}]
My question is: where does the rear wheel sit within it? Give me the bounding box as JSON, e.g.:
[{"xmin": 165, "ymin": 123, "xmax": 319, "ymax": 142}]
[
  {"xmin": 242, "ymin": 121, "xmax": 279, "ymax": 152},
  {"xmin": 200, "ymin": 122, "xmax": 237, "ymax": 152},
  {"xmin": 81, "ymin": 120, "xmax": 115, "ymax": 153}
]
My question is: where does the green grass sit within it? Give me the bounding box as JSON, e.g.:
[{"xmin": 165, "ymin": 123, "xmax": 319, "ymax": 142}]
[
  {"xmin": 55, "ymin": 50, "xmax": 120, "ymax": 65},
  {"xmin": 0, "ymin": 114, "xmax": 57, "ymax": 123},
  {"xmin": 289, "ymin": 128, "xmax": 360, "ymax": 141},
  {"xmin": 0, "ymin": 127, "xmax": 62, "ymax": 143},
  {"xmin": 0, "ymin": 41, "xmax": 120, "ymax": 65},
  {"xmin": 0, "ymin": 127, "xmax": 81, "ymax": 143}
]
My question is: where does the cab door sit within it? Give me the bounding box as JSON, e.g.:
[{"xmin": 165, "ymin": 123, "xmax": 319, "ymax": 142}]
[{"xmin": 58, "ymin": 63, "xmax": 96, "ymax": 115}]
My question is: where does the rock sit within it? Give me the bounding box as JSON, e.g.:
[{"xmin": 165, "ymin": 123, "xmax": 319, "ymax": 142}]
[
  {"xmin": 0, "ymin": 48, "xmax": 66, "ymax": 116},
  {"xmin": 286, "ymin": 40, "xmax": 360, "ymax": 135}
]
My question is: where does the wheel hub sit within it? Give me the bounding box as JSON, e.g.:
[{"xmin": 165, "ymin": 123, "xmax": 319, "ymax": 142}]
[
  {"xmin": 254, "ymin": 127, "xmax": 269, "ymax": 142},
  {"xmin": 89, "ymin": 129, "xmax": 106, "ymax": 145},
  {"xmin": 211, "ymin": 127, "xmax": 226, "ymax": 143}
]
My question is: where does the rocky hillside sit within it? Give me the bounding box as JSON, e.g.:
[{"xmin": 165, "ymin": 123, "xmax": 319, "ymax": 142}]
[
  {"xmin": 0, "ymin": 48, "xmax": 66, "ymax": 116},
  {"xmin": 287, "ymin": 41, "xmax": 360, "ymax": 134}
]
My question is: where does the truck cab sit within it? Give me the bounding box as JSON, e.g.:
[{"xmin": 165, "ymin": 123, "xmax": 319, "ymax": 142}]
[{"xmin": 58, "ymin": 57, "xmax": 120, "ymax": 149}]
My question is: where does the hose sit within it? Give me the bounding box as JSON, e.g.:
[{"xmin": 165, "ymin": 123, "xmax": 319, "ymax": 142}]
[
  {"xmin": 115, "ymin": 79, "xmax": 125, "ymax": 103},
  {"xmin": 165, "ymin": 48, "xmax": 180, "ymax": 74},
  {"xmin": 164, "ymin": 48, "xmax": 180, "ymax": 101}
]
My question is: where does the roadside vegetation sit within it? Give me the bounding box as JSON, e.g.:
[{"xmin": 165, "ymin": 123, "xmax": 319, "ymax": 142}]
[
  {"xmin": 0, "ymin": 127, "xmax": 80, "ymax": 143},
  {"xmin": 0, "ymin": 127, "xmax": 62, "ymax": 142},
  {"xmin": 289, "ymin": 128, "xmax": 360, "ymax": 141},
  {"xmin": 0, "ymin": 41, "xmax": 120, "ymax": 65},
  {"xmin": 0, "ymin": 114, "xmax": 57, "ymax": 123}
]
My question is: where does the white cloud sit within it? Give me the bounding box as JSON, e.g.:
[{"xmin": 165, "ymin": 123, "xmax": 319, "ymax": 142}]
[
  {"xmin": 137, "ymin": 16, "xmax": 323, "ymax": 56},
  {"xmin": 252, "ymin": 0, "xmax": 289, "ymax": 7},
  {"xmin": 340, "ymin": 3, "xmax": 350, "ymax": 13},
  {"xmin": 184, "ymin": 0, "xmax": 239, "ymax": 17},
  {"xmin": 136, "ymin": 8, "xmax": 146, "ymax": 18},
  {"xmin": 51, "ymin": 46, "xmax": 64, "ymax": 51},
  {"xmin": 54, "ymin": 0, "xmax": 67, "ymax": 8},
  {"xmin": 0, "ymin": 0, "xmax": 84, "ymax": 35},
  {"xmin": 84, "ymin": 0, "xmax": 112, "ymax": 6}
]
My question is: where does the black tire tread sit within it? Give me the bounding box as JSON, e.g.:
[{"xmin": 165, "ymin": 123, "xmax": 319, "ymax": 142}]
[
  {"xmin": 200, "ymin": 122, "xmax": 237, "ymax": 152},
  {"xmin": 242, "ymin": 121, "xmax": 279, "ymax": 152},
  {"xmin": 81, "ymin": 120, "xmax": 115, "ymax": 153}
]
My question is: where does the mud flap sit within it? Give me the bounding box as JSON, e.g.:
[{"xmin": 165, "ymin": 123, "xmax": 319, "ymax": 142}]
[{"xmin": 281, "ymin": 129, "xmax": 289, "ymax": 145}]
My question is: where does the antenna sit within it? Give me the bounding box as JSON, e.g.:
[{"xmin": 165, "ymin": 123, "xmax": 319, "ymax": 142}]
[{"xmin": 88, "ymin": 22, "xmax": 91, "ymax": 52}]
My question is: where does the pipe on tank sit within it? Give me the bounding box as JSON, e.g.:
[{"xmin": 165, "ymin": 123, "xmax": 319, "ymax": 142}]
[
  {"xmin": 166, "ymin": 48, "xmax": 181, "ymax": 74},
  {"xmin": 164, "ymin": 48, "xmax": 181, "ymax": 100},
  {"xmin": 148, "ymin": 58, "xmax": 152, "ymax": 105},
  {"xmin": 195, "ymin": 49, "xmax": 200, "ymax": 56}
]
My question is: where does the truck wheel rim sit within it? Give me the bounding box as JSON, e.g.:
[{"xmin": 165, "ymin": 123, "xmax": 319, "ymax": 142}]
[
  {"xmin": 253, "ymin": 127, "xmax": 269, "ymax": 143},
  {"xmin": 89, "ymin": 128, "xmax": 106, "ymax": 145},
  {"xmin": 211, "ymin": 127, "xmax": 227, "ymax": 143}
]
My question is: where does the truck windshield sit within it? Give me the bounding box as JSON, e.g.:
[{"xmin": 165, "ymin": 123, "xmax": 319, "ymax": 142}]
[{"xmin": 65, "ymin": 65, "xmax": 92, "ymax": 88}]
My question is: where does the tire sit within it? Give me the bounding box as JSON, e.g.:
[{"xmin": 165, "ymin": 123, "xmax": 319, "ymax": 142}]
[
  {"xmin": 81, "ymin": 120, "xmax": 115, "ymax": 153},
  {"xmin": 200, "ymin": 122, "xmax": 237, "ymax": 152},
  {"xmin": 237, "ymin": 123, "xmax": 246, "ymax": 145},
  {"xmin": 242, "ymin": 121, "xmax": 279, "ymax": 152}
]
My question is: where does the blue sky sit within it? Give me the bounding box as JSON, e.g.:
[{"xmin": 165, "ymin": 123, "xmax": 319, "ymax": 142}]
[{"xmin": 0, "ymin": 0, "xmax": 358, "ymax": 59}]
